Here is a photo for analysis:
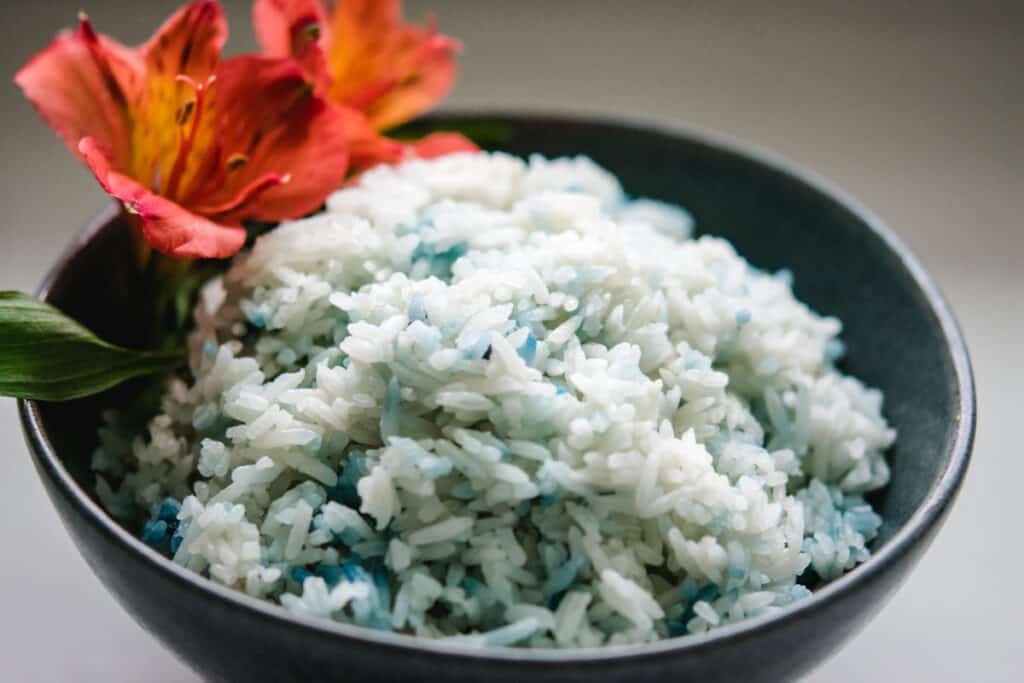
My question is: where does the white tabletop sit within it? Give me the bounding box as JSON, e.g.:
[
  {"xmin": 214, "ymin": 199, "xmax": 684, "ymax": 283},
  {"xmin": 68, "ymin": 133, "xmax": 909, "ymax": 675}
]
[{"xmin": 1, "ymin": 1, "xmax": 1019, "ymax": 680}]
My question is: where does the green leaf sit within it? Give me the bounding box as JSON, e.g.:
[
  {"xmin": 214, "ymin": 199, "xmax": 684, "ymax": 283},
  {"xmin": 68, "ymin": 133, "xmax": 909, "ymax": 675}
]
[{"xmin": 0, "ymin": 291, "xmax": 184, "ymax": 401}]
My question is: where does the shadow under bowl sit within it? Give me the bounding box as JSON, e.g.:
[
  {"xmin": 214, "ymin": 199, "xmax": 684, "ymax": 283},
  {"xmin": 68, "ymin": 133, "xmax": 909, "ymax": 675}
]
[{"xmin": 19, "ymin": 113, "xmax": 975, "ymax": 682}]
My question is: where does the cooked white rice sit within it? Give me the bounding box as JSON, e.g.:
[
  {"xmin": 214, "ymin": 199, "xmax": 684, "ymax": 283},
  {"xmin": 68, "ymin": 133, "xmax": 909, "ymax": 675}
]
[{"xmin": 93, "ymin": 151, "xmax": 895, "ymax": 647}]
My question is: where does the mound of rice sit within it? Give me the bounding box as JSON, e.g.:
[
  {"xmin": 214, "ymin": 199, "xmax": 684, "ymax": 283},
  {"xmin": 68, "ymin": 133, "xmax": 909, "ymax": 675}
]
[{"xmin": 93, "ymin": 152, "xmax": 895, "ymax": 647}]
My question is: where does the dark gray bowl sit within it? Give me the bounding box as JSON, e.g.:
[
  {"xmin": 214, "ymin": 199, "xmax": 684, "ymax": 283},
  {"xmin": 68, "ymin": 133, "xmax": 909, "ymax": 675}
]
[{"xmin": 19, "ymin": 113, "xmax": 975, "ymax": 682}]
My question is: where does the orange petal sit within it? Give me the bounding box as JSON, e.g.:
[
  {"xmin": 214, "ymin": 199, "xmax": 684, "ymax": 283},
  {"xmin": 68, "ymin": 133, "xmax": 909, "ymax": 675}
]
[
  {"xmin": 81, "ymin": 137, "xmax": 245, "ymax": 259},
  {"xmin": 185, "ymin": 56, "xmax": 349, "ymax": 224},
  {"xmin": 253, "ymin": 0, "xmax": 331, "ymax": 91},
  {"xmin": 14, "ymin": 16, "xmax": 141, "ymax": 170},
  {"xmin": 132, "ymin": 1, "xmax": 227, "ymax": 193},
  {"xmin": 78, "ymin": 137, "xmax": 118, "ymax": 193},
  {"xmin": 325, "ymin": 0, "xmax": 458, "ymax": 130},
  {"xmin": 407, "ymin": 132, "xmax": 478, "ymax": 160},
  {"xmin": 193, "ymin": 172, "xmax": 290, "ymax": 217},
  {"xmin": 339, "ymin": 107, "xmax": 404, "ymax": 173},
  {"xmin": 141, "ymin": 1, "xmax": 225, "ymax": 82}
]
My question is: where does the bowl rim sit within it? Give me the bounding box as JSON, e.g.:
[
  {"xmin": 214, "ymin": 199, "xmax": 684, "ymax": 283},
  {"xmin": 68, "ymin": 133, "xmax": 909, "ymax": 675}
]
[{"xmin": 18, "ymin": 109, "xmax": 976, "ymax": 664}]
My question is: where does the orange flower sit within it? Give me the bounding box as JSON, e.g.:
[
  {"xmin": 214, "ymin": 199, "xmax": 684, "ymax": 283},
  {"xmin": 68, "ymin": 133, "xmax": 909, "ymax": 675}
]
[
  {"xmin": 253, "ymin": 0, "xmax": 476, "ymax": 169},
  {"xmin": 16, "ymin": 2, "xmax": 349, "ymax": 259}
]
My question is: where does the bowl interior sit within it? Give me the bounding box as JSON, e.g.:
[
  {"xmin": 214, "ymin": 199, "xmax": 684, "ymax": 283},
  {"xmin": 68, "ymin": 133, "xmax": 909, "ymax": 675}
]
[{"xmin": 35, "ymin": 114, "xmax": 963, "ymax": 569}]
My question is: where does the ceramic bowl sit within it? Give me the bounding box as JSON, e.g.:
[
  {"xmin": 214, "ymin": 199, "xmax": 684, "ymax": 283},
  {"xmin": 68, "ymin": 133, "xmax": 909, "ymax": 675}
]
[{"xmin": 19, "ymin": 113, "xmax": 975, "ymax": 682}]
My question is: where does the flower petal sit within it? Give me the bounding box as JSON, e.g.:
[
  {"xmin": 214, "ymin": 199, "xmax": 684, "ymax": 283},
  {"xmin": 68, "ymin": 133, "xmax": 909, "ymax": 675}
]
[
  {"xmin": 134, "ymin": 193, "xmax": 247, "ymax": 259},
  {"xmin": 253, "ymin": 0, "xmax": 331, "ymax": 90},
  {"xmin": 325, "ymin": 0, "xmax": 458, "ymax": 130},
  {"xmin": 193, "ymin": 173, "xmax": 289, "ymax": 217},
  {"xmin": 132, "ymin": 1, "xmax": 227, "ymax": 192},
  {"xmin": 185, "ymin": 56, "xmax": 349, "ymax": 224},
  {"xmin": 80, "ymin": 137, "xmax": 246, "ymax": 259},
  {"xmin": 141, "ymin": 1, "xmax": 226, "ymax": 82},
  {"xmin": 407, "ymin": 132, "xmax": 478, "ymax": 160},
  {"xmin": 340, "ymin": 108, "xmax": 404, "ymax": 173},
  {"xmin": 78, "ymin": 137, "xmax": 118, "ymax": 194},
  {"xmin": 14, "ymin": 17, "xmax": 141, "ymax": 169}
]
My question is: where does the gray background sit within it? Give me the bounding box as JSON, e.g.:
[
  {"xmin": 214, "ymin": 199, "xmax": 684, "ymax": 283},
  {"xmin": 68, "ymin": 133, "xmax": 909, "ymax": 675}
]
[{"xmin": 1, "ymin": 1, "xmax": 1020, "ymax": 680}]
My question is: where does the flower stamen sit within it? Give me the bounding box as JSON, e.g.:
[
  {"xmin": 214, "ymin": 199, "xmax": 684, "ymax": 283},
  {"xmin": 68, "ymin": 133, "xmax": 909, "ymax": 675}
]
[
  {"xmin": 164, "ymin": 74, "xmax": 216, "ymax": 200},
  {"xmin": 226, "ymin": 153, "xmax": 249, "ymax": 171},
  {"xmin": 175, "ymin": 99, "xmax": 196, "ymax": 126},
  {"xmin": 301, "ymin": 22, "xmax": 321, "ymax": 41}
]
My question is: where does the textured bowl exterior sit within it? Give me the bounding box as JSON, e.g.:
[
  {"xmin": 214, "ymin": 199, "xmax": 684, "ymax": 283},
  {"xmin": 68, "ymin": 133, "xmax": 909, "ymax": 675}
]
[{"xmin": 19, "ymin": 114, "xmax": 974, "ymax": 682}]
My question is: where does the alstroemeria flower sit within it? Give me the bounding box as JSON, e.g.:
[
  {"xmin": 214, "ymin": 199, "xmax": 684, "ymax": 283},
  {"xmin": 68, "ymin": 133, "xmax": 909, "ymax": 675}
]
[
  {"xmin": 16, "ymin": 2, "xmax": 348, "ymax": 259},
  {"xmin": 253, "ymin": 0, "xmax": 476, "ymax": 169}
]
